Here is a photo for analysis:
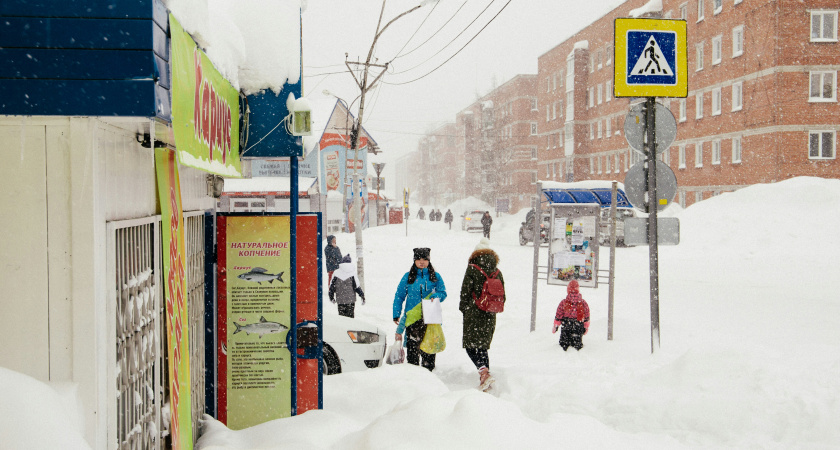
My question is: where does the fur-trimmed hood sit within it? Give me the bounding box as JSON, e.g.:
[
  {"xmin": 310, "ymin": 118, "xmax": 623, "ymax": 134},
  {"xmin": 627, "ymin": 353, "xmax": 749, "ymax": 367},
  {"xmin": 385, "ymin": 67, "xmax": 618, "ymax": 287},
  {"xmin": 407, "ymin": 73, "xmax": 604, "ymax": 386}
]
[{"xmin": 468, "ymin": 248, "xmax": 500, "ymax": 272}]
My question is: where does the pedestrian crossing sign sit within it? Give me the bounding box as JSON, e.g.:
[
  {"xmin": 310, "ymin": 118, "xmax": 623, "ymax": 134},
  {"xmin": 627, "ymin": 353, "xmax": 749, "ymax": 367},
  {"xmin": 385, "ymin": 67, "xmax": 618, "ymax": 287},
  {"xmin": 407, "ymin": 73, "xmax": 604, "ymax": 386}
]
[{"xmin": 614, "ymin": 18, "xmax": 687, "ymax": 98}]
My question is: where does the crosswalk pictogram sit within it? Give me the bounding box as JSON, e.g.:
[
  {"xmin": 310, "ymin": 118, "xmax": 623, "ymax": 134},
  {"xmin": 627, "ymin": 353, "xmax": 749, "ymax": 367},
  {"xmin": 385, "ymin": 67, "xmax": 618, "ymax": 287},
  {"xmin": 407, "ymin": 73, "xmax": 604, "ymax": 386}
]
[{"xmin": 631, "ymin": 36, "xmax": 673, "ymax": 76}]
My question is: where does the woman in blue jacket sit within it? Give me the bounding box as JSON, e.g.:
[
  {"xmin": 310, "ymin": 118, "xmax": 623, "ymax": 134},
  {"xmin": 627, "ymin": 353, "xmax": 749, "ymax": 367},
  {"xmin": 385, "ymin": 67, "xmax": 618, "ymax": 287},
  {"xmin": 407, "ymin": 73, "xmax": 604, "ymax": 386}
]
[{"xmin": 393, "ymin": 247, "xmax": 447, "ymax": 371}]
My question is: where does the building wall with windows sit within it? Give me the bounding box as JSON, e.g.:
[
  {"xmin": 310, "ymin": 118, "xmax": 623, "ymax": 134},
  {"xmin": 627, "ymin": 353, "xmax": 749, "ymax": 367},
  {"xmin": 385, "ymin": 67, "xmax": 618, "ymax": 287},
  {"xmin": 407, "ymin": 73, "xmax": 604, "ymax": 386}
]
[{"xmin": 535, "ymin": 0, "xmax": 839, "ymax": 208}]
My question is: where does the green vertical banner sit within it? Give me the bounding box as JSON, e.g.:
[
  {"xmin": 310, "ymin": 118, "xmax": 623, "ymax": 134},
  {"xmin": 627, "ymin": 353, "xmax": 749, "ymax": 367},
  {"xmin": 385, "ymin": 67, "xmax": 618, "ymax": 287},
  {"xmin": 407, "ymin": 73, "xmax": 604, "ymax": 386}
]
[
  {"xmin": 155, "ymin": 148, "xmax": 193, "ymax": 449},
  {"xmin": 170, "ymin": 14, "xmax": 242, "ymax": 177},
  {"xmin": 217, "ymin": 215, "xmax": 293, "ymax": 429}
]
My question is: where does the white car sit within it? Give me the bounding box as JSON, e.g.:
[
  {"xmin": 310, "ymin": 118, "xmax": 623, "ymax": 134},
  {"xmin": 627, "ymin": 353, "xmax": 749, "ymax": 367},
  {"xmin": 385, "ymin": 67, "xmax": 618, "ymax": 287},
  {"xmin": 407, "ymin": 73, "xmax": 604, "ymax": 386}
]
[
  {"xmin": 461, "ymin": 210, "xmax": 485, "ymax": 231},
  {"xmin": 321, "ymin": 314, "xmax": 387, "ymax": 375}
]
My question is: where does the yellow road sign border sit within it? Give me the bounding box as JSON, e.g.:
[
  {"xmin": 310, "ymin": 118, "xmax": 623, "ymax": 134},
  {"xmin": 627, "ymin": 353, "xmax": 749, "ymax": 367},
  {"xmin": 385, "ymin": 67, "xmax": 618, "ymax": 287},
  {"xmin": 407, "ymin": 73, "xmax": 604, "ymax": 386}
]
[{"xmin": 614, "ymin": 18, "xmax": 687, "ymax": 98}]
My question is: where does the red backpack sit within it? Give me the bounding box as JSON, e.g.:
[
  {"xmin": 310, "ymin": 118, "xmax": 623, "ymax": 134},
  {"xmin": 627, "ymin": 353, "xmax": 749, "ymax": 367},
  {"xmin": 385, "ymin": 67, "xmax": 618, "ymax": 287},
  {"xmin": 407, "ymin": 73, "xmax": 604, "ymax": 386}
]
[{"xmin": 470, "ymin": 264, "xmax": 506, "ymax": 313}]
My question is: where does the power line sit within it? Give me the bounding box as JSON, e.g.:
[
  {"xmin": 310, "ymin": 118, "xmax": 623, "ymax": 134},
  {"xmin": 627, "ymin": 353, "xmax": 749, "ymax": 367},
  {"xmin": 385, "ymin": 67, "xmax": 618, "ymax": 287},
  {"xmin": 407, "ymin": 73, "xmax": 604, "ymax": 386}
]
[
  {"xmin": 389, "ymin": 0, "xmax": 497, "ymax": 76},
  {"xmin": 383, "ymin": 0, "xmax": 513, "ymax": 86},
  {"xmin": 389, "ymin": 0, "xmax": 440, "ymax": 61},
  {"xmin": 303, "ymin": 70, "xmax": 347, "ymax": 77},
  {"xmin": 389, "ymin": 1, "xmax": 468, "ymax": 62}
]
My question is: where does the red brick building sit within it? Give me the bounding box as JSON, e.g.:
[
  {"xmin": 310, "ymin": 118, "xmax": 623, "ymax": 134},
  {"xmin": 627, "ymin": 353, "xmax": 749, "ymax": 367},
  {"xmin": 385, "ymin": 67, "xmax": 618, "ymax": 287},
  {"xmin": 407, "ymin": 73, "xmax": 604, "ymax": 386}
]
[{"xmin": 537, "ymin": 0, "xmax": 839, "ymax": 207}]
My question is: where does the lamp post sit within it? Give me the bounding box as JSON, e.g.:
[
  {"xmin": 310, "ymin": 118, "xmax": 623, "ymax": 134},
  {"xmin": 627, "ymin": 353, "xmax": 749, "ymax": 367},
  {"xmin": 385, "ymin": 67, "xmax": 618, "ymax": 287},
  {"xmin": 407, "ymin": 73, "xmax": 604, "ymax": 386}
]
[{"xmin": 343, "ymin": 1, "xmax": 432, "ymax": 291}]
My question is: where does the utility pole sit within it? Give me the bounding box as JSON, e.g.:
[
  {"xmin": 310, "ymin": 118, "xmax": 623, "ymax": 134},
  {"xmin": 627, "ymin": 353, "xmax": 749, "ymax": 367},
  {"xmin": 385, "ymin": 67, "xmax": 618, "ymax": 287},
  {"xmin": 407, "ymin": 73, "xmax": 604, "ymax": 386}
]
[
  {"xmin": 372, "ymin": 162, "xmax": 386, "ymax": 225},
  {"xmin": 345, "ymin": 1, "xmax": 427, "ymax": 290}
]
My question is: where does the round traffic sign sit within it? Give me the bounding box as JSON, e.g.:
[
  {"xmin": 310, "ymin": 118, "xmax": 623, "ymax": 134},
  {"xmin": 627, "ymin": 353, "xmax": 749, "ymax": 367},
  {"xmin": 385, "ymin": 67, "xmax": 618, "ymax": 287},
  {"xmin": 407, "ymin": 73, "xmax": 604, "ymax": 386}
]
[
  {"xmin": 623, "ymin": 102, "xmax": 677, "ymax": 154},
  {"xmin": 624, "ymin": 160, "xmax": 678, "ymax": 212}
]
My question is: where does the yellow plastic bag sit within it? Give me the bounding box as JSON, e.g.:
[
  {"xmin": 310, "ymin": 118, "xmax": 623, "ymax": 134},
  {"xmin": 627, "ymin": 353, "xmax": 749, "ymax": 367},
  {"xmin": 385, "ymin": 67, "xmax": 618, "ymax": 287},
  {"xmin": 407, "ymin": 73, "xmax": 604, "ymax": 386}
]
[{"xmin": 419, "ymin": 324, "xmax": 446, "ymax": 354}]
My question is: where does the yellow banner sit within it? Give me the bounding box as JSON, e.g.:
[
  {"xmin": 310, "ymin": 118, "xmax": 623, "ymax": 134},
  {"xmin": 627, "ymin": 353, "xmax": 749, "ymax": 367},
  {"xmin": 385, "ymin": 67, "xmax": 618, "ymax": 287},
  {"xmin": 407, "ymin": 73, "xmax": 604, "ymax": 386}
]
[{"xmin": 155, "ymin": 148, "xmax": 193, "ymax": 449}]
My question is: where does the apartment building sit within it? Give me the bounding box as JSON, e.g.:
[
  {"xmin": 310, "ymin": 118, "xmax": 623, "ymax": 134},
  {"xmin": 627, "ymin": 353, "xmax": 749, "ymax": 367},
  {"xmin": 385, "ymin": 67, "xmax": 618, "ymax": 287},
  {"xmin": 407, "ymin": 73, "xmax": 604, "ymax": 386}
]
[{"xmin": 538, "ymin": 0, "xmax": 839, "ymax": 207}]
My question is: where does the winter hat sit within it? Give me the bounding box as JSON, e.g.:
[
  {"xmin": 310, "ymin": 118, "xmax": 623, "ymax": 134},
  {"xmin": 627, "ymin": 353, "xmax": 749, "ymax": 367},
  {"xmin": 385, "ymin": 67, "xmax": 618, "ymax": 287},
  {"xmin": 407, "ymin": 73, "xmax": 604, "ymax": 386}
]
[
  {"xmin": 474, "ymin": 237, "xmax": 491, "ymax": 252},
  {"xmin": 327, "ymin": 235, "xmax": 336, "ymax": 245},
  {"xmin": 567, "ymin": 279, "xmax": 580, "ymax": 293},
  {"xmin": 341, "ymin": 254, "xmax": 352, "ymax": 264},
  {"xmin": 413, "ymin": 247, "xmax": 431, "ymax": 260}
]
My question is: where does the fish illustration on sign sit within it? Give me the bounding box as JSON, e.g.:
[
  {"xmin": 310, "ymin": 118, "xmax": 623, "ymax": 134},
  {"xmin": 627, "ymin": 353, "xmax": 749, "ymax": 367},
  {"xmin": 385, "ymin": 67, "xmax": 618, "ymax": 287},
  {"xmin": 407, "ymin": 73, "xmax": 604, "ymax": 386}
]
[
  {"xmin": 237, "ymin": 267, "xmax": 285, "ymax": 284},
  {"xmin": 232, "ymin": 316, "xmax": 289, "ymax": 339}
]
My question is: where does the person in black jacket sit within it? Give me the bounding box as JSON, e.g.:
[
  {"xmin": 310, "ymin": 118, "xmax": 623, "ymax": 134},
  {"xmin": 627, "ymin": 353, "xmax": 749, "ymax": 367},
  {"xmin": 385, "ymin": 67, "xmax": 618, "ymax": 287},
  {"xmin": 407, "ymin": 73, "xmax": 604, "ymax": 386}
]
[
  {"xmin": 444, "ymin": 209, "xmax": 454, "ymax": 230},
  {"xmin": 481, "ymin": 211, "xmax": 493, "ymax": 239},
  {"xmin": 329, "ymin": 254, "xmax": 365, "ymax": 317},
  {"xmin": 325, "ymin": 235, "xmax": 342, "ymax": 285}
]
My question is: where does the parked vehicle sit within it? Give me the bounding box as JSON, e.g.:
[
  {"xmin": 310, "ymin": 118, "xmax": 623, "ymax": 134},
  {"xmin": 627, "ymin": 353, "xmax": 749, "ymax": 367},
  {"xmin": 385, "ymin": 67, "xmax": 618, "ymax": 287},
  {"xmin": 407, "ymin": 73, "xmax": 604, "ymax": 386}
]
[
  {"xmin": 321, "ymin": 314, "xmax": 387, "ymax": 375},
  {"xmin": 461, "ymin": 210, "xmax": 485, "ymax": 231},
  {"xmin": 598, "ymin": 207, "xmax": 637, "ymax": 247},
  {"xmin": 519, "ymin": 213, "xmax": 550, "ymax": 245}
]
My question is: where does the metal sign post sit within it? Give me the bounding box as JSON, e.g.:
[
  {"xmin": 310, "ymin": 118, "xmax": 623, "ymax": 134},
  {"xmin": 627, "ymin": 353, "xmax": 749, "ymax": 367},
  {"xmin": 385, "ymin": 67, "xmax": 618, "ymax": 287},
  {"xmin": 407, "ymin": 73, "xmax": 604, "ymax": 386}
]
[
  {"xmin": 645, "ymin": 97, "xmax": 661, "ymax": 353},
  {"xmin": 529, "ymin": 182, "xmax": 542, "ymax": 332}
]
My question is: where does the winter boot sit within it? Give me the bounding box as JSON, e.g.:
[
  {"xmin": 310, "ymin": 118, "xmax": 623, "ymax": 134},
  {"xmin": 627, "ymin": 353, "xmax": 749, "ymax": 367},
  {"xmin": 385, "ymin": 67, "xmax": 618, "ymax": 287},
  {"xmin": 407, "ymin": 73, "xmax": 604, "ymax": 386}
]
[{"xmin": 478, "ymin": 367, "xmax": 495, "ymax": 392}]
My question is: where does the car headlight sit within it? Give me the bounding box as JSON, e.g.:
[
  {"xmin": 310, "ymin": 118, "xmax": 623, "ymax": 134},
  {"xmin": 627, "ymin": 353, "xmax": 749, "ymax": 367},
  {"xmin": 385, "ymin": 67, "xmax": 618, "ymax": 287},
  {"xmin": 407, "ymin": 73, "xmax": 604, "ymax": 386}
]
[{"xmin": 347, "ymin": 330, "xmax": 380, "ymax": 344}]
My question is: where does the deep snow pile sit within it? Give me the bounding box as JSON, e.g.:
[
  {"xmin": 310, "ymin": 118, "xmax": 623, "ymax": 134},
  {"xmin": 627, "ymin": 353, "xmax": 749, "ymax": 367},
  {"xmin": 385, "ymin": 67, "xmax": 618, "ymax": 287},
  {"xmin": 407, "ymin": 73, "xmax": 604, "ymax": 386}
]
[{"xmin": 2, "ymin": 177, "xmax": 838, "ymax": 449}]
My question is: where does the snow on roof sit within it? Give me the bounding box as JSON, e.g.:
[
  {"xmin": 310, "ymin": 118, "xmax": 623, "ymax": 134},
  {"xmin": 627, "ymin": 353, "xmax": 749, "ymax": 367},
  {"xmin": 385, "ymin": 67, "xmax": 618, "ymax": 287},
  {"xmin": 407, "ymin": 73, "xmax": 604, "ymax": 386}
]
[
  {"xmin": 573, "ymin": 40, "xmax": 589, "ymax": 50},
  {"xmin": 629, "ymin": 0, "xmax": 664, "ymax": 18},
  {"xmin": 481, "ymin": 100, "xmax": 494, "ymax": 109},
  {"xmin": 223, "ymin": 176, "xmax": 316, "ymax": 194},
  {"xmin": 163, "ymin": 0, "xmax": 302, "ymax": 95},
  {"xmin": 540, "ymin": 180, "xmax": 626, "ymax": 191}
]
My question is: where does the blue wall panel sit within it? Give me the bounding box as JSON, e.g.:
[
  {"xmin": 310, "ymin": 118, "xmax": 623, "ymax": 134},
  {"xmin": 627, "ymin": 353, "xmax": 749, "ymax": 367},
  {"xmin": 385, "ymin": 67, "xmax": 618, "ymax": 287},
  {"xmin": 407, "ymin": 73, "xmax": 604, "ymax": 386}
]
[
  {"xmin": 0, "ymin": 0, "xmax": 157, "ymax": 20},
  {"xmin": 0, "ymin": 49, "xmax": 156, "ymax": 80},
  {"xmin": 242, "ymin": 80, "xmax": 304, "ymax": 158},
  {"xmin": 0, "ymin": 79, "xmax": 159, "ymax": 116},
  {"xmin": 0, "ymin": 17, "xmax": 159, "ymax": 50}
]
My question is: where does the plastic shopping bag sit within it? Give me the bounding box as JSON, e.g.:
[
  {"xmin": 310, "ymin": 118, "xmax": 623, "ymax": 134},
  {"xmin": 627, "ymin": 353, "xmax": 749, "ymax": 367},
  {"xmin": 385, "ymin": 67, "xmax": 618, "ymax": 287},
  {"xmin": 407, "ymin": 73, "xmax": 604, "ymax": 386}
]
[
  {"xmin": 419, "ymin": 324, "xmax": 446, "ymax": 354},
  {"xmin": 386, "ymin": 341, "xmax": 405, "ymax": 364},
  {"xmin": 422, "ymin": 297, "xmax": 443, "ymax": 324}
]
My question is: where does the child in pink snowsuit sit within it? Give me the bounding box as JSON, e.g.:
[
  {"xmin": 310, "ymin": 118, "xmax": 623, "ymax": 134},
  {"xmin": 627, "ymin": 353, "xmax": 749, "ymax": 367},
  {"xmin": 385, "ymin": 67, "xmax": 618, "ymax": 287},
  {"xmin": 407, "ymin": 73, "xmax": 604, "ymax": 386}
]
[{"xmin": 552, "ymin": 280, "xmax": 590, "ymax": 351}]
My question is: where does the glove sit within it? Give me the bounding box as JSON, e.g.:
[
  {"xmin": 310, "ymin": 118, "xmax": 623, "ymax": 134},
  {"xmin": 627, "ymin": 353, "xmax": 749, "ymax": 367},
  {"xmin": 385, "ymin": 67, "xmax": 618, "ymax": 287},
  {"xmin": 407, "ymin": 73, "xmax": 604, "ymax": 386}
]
[
  {"xmin": 330, "ymin": 297, "xmax": 336, "ymax": 304},
  {"xmin": 552, "ymin": 324, "xmax": 558, "ymax": 334},
  {"xmin": 361, "ymin": 296, "xmax": 366, "ymax": 305},
  {"xmin": 394, "ymin": 333, "xmax": 403, "ymax": 341}
]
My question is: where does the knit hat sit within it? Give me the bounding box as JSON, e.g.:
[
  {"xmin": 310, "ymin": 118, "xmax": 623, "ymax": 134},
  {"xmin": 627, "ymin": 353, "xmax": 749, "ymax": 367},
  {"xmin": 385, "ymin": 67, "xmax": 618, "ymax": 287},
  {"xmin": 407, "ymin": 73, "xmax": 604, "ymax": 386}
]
[
  {"xmin": 413, "ymin": 247, "xmax": 431, "ymax": 260},
  {"xmin": 567, "ymin": 279, "xmax": 580, "ymax": 293},
  {"xmin": 341, "ymin": 254, "xmax": 352, "ymax": 264},
  {"xmin": 474, "ymin": 237, "xmax": 491, "ymax": 252}
]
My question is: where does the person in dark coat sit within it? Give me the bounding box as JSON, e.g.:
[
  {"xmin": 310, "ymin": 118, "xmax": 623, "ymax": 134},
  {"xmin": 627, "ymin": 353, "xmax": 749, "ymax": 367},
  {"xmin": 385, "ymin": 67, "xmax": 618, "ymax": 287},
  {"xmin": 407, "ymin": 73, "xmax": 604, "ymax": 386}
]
[
  {"xmin": 444, "ymin": 209, "xmax": 454, "ymax": 230},
  {"xmin": 459, "ymin": 237, "xmax": 505, "ymax": 392},
  {"xmin": 552, "ymin": 279, "xmax": 590, "ymax": 351},
  {"xmin": 418, "ymin": 207, "xmax": 425, "ymax": 220},
  {"xmin": 325, "ymin": 235, "xmax": 342, "ymax": 285},
  {"xmin": 329, "ymin": 254, "xmax": 365, "ymax": 318},
  {"xmin": 480, "ymin": 211, "xmax": 493, "ymax": 239}
]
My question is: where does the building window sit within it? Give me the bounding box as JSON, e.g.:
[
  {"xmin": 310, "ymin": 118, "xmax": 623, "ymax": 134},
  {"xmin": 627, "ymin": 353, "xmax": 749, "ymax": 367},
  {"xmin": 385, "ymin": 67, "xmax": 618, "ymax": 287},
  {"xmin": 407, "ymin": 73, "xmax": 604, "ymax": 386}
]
[
  {"xmin": 614, "ymin": 154, "xmax": 620, "ymax": 173},
  {"xmin": 732, "ymin": 136, "xmax": 742, "ymax": 163},
  {"xmin": 679, "ymin": 145, "xmax": 686, "ymax": 168},
  {"xmin": 606, "ymin": 45, "xmax": 612, "ymax": 65},
  {"xmin": 732, "ymin": 25, "xmax": 744, "ymax": 57},
  {"xmin": 589, "ymin": 123, "xmax": 594, "ymax": 140},
  {"xmin": 532, "ymin": 172, "xmax": 537, "ymax": 183},
  {"xmin": 597, "ymin": 121, "xmax": 602, "ymax": 139},
  {"xmin": 558, "ymin": 131, "xmax": 564, "ymax": 147},
  {"xmin": 589, "ymin": 157, "xmax": 594, "ymax": 173},
  {"xmin": 552, "ymin": 102, "xmax": 557, "ymax": 120},
  {"xmin": 679, "ymin": 99, "xmax": 687, "ymax": 121},
  {"xmin": 605, "ymin": 154, "xmax": 610, "ymax": 172},
  {"xmin": 712, "ymin": 140, "xmax": 721, "ymax": 164},
  {"xmin": 606, "ymin": 118, "xmax": 611, "ymax": 137},
  {"xmin": 732, "ymin": 81, "xmax": 743, "ymax": 111},
  {"xmin": 597, "ymin": 84, "xmax": 603, "ymax": 104},
  {"xmin": 531, "ymin": 122, "xmax": 538, "ymax": 135},
  {"xmin": 809, "ymin": 71, "xmax": 836, "ymax": 102},
  {"xmin": 697, "ymin": 0, "xmax": 705, "ymax": 21},
  {"xmin": 809, "ymin": 131, "xmax": 836, "ymax": 159},
  {"xmin": 696, "ymin": 92, "xmax": 704, "ymax": 119},
  {"xmin": 546, "ymin": 77, "xmax": 551, "ymax": 93},
  {"xmin": 597, "ymin": 157, "xmax": 602, "ymax": 174},
  {"xmin": 532, "ymin": 147, "xmax": 538, "ymax": 159},
  {"xmin": 558, "ymin": 100, "xmax": 564, "ymax": 117},
  {"xmin": 713, "ymin": 0, "xmax": 722, "ymax": 14},
  {"xmin": 696, "ymin": 191, "xmax": 703, "ymax": 203},
  {"xmin": 712, "ymin": 87, "xmax": 722, "ymax": 115},
  {"xmin": 680, "ymin": 3, "xmax": 688, "ymax": 19},
  {"xmin": 589, "ymin": 88, "xmax": 595, "ymax": 107},
  {"xmin": 696, "ymin": 42, "xmax": 704, "ymax": 71},
  {"xmin": 695, "ymin": 142, "xmax": 704, "ymax": 167},
  {"xmin": 597, "ymin": 50, "xmax": 603, "ymax": 70},
  {"xmin": 606, "ymin": 81, "xmax": 612, "ymax": 102},
  {"xmin": 566, "ymin": 91, "xmax": 574, "ymax": 120},
  {"xmin": 811, "ymin": 11, "xmax": 838, "ymax": 42},
  {"xmin": 712, "ymin": 35, "xmax": 722, "ymax": 65},
  {"xmin": 546, "ymin": 105, "xmax": 550, "ymax": 121},
  {"xmin": 531, "ymin": 98, "xmax": 538, "ymax": 111}
]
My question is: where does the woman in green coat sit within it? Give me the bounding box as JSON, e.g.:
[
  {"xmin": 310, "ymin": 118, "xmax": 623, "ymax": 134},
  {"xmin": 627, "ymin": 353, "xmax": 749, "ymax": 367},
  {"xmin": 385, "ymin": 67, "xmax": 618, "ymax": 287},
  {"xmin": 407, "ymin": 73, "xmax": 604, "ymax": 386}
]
[{"xmin": 459, "ymin": 237, "xmax": 505, "ymax": 392}]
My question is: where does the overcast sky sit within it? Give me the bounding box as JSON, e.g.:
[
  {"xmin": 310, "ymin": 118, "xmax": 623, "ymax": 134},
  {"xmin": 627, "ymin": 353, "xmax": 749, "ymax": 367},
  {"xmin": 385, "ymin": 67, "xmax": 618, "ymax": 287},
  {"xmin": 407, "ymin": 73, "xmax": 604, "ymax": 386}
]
[{"xmin": 301, "ymin": 0, "xmax": 626, "ymax": 192}]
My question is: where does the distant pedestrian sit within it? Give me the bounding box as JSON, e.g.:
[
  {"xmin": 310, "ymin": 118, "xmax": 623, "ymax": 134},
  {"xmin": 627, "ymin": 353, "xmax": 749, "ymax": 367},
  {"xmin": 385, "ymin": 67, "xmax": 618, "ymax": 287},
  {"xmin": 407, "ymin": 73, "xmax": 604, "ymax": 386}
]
[
  {"xmin": 418, "ymin": 207, "xmax": 426, "ymax": 220},
  {"xmin": 434, "ymin": 209, "xmax": 441, "ymax": 221},
  {"xmin": 552, "ymin": 280, "xmax": 590, "ymax": 351},
  {"xmin": 460, "ymin": 237, "xmax": 505, "ymax": 392},
  {"xmin": 325, "ymin": 235, "xmax": 342, "ymax": 286},
  {"xmin": 329, "ymin": 254, "xmax": 365, "ymax": 318},
  {"xmin": 481, "ymin": 211, "xmax": 493, "ymax": 239},
  {"xmin": 444, "ymin": 209, "xmax": 453, "ymax": 230},
  {"xmin": 393, "ymin": 247, "xmax": 447, "ymax": 371}
]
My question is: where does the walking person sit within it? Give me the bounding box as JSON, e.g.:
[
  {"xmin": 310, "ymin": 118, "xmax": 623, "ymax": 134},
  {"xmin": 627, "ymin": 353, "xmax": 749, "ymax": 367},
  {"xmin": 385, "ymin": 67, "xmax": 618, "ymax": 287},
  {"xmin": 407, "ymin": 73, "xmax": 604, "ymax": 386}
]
[
  {"xmin": 325, "ymin": 235, "xmax": 342, "ymax": 286},
  {"xmin": 393, "ymin": 247, "xmax": 447, "ymax": 371},
  {"xmin": 418, "ymin": 207, "xmax": 425, "ymax": 220},
  {"xmin": 460, "ymin": 238, "xmax": 505, "ymax": 392},
  {"xmin": 481, "ymin": 211, "xmax": 493, "ymax": 239},
  {"xmin": 553, "ymin": 280, "xmax": 590, "ymax": 351},
  {"xmin": 329, "ymin": 254, "xmax": 365, "ymax": 318},
  {"xmin": 444, "ymin": 209, "xmax": 453, "ymax": 230}
]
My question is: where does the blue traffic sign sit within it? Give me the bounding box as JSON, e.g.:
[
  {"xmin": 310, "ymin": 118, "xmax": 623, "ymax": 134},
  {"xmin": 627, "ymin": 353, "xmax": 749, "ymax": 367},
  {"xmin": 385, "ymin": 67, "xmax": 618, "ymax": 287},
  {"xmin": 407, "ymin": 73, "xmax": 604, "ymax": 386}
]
[
  {"xmin": 614, "ymin": 19, "xmax": 687, "ymax": 98},
  {"xmin": 627, "ymin": 31, "xmax": 677, "ymax": 86}
]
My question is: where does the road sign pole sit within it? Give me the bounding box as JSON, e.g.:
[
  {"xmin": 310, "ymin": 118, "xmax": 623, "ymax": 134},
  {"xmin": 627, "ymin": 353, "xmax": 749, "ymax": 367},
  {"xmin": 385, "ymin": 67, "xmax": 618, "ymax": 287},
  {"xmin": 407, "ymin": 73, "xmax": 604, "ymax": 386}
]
[{"xmin": 645, "ymin": 97, "xmax": 661, "ymax": 353}]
